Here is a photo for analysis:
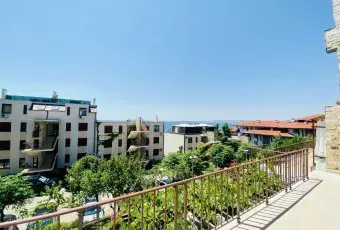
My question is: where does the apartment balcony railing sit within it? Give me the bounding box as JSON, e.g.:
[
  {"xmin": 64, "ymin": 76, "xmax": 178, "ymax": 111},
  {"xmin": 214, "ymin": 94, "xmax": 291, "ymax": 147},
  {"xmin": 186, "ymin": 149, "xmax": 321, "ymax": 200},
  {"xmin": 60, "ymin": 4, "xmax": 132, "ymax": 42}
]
[{"xmin": 0, "ymin": 149, "xmax": 309, "ymax": 229}]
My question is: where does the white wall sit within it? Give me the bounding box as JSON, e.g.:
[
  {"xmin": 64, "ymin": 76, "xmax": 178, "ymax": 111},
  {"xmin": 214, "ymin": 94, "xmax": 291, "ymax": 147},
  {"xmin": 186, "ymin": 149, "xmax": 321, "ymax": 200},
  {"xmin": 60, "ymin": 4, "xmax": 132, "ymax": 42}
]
[{"xmin": 164, "ymin": 133, "xmax": 184, "ymax": 155}]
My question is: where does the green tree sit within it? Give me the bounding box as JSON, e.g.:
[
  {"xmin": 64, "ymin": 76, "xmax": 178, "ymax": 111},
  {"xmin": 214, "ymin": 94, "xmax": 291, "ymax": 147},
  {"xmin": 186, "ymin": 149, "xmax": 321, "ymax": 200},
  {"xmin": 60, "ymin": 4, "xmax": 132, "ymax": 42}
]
[
  {"xmin": 66, "ymin": 155, "xmax": 106, "ymax": 201},
  {"xmin": 221, "ymin": 123, "xmax": 232, "ymax": 138},
  {"xmin": 207, "ymin": 143, "xmax": 236, "ymax": 168},
  {"xmin": 36, "ymin": 181, "xmax": 66, "ymax": 212},
  {"xmin": 102, "ymin": 156, "xmax": 145, "ymax": 198},
  {"xmin": 0, "ymin": 175, "xmax": 34, "ymax": 222}
]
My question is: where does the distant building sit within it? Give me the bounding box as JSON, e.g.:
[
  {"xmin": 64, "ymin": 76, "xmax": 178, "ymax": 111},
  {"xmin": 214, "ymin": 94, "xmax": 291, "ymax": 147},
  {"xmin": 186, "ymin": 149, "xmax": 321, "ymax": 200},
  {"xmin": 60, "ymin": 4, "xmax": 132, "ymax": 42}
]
[
  {"xmin": 235, "ymin": 114, "xmax": 324, "ymax": 146},
  {"xmin": 0, "ymin": 89, "xmax": 97, "ymax": 175},
  {"xmin": 97, "ymin": 117, "xmax": 164, "ymax": 162},
  {"xmin": 164, "ymin": 123, "xmax": 215, "ymax": 155}
]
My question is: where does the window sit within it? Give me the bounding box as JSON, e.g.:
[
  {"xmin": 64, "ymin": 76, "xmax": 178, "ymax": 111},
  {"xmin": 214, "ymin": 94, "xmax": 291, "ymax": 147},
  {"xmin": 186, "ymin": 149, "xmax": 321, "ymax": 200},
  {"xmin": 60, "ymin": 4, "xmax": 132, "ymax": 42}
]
[
  {"xmin": 104, "ymin": 154, "xmax": 111, "ymax": 160},
  {"xmin": 65, "ymin": 138, "xmax": 71, "ymax": 147},
  {"xmin": 118, "ymin": 139, "xmax": 122, "ymax": 147},
  {"xmin": 104, "ymin": 126, "xmax": 113, "ymax": 133},
  {"xmin": 154, "ymin": 125, "xmax": 160, "ymax": 132},
  {"xmin": 201, "ymin": 137, "xmax": 205, "ymax": 142},
  {"xmin": 146, "ymin": 138, "xmax": 150, "ymax": 145},
  {"xmin": 65, "ymin": 154, "xmax": 70, "ymax": 163},
  {"xmin": 119, "ymin": 125, "xmax": 123, "ymax": 134},
  {"xmin": 1, "ymin": 104, "xmax": 12, "ymax": 114},
  {"xmin": 0, "ymin": 159, "xmax": 10, "ymax": 169},
  {"xmin": 77, "ymin": 153, "xmax": 86, "ymax": 160},
  {"xmin": 78, "ymin": 138, "xmax": 87, "ymax": 146},
  {"xmin": 153, "ymin": 149, "xmax": 160, "ymax": 156},
  {"xmin": 188, "ymin": 137, "xmax": 192, "ymax": 143},
  {"xmin": 78, "ymin": 123, "xmax": 88, "ymax": 131},
  {"xmin": 33, "ymin": 157, "xmax": 38, "ymax": 168},
  {"xmin": 19, "ymin": 158, "xmax": 25, "ymax": 168},
  {"xmin": 20, "ymin": 122, "xmax": 27, "ymax": 132},
  {"xmin": 67, "ymin": 107, "xmax": 70, "ymax": 116},
  {"xmin": 79, "ymin": 108, "xmax": 87, "ymax": 117},
  {"xmin": 66, "ymin": 123, "xmax": 71, "ymax": 131},
  {"xmin": 103, "ymin": 140, "xmax": 112, "ymax": 148},
  {"xmin": 23, "ymin": 105, "xmax": 27, "ymax": 114},
  {"xmin": 20, "ymin": 140, "xmax": 26, "ymax": 150},
  {"xmin": 153, "ymin": 137, "xmax": 159, "ymax": 144},
  {"xmin": 195, "ymin": 137, "xmax": 198, "ymax": 142},
  {"xmin": 0, "ymin": 141, "xmax": 10, "ymax": 151},
  {"xmin": 294, "ymin": 129, "xmax": 299, "ymax": 134},
  {"xmin": 34, "ymin": 140, "xmax": 39, "ymax": 148},
  {"xmin": 0, "ymin": 122, "xmax": 11, "ymax": 132}
]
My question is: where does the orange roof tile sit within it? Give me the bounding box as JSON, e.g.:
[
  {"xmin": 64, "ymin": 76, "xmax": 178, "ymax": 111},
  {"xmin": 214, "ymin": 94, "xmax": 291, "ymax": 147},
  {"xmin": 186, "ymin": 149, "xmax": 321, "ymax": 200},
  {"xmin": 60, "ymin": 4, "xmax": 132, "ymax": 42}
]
[
  {"xmin": 231, "ymin": 127, "xmax": 238, "ymax": 132},
  {"xmin": 244, "ymin": 130, "xmax": 294, "ymax": 138},
  {"xmin": 235, "ymin": 120, "xmax": 313, "ymax": 129},
  {"xmin": 296, "ymin": 114, "xmax": 325, "ymax": 122}
]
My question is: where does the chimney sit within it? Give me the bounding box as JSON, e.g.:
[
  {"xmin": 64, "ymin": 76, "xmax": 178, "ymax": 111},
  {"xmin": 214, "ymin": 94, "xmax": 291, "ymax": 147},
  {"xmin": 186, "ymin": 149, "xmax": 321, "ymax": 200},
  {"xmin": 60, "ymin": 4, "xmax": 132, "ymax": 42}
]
[
  {"xmin": 155, "ymin": 115, "xmax": 158, "ymax": 123},
  {"xmin": 52, "ymin": 91, "xmax": 58, "ymax": 99},
  {"xmin": 92, "ymin": 98, "xmax": 96, "ymax": 105},
  {"xmin": 136, "ymin": 116, "xmax": 142, "ymax": 131},
  {"xmin": 1, "ymin": 89, "xmax": 7, "ymax": 99}
]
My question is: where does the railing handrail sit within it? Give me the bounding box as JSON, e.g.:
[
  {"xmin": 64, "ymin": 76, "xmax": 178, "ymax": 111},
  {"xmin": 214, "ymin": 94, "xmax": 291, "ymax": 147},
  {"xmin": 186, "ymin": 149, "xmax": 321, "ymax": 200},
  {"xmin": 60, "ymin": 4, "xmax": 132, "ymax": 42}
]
[
  {"xmin": 273, "ymin": 140, "xmax": 313, "ymax": 151},
  {"xmin": 0, "ymin": 148, "xmax": 309, "ymax": 228}
]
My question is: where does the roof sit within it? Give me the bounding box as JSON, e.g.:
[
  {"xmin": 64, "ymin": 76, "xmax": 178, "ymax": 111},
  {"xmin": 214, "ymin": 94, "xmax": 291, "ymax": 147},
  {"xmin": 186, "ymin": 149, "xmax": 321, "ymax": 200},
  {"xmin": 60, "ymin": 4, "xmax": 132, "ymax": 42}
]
[
  {"xmin": 231, "ymin": 127, "xmax": 238, "ymax": 132},
  {"xmin": 4, "ymin": 94, "xmax": 90, "ymax": 105},
  {"xmin": 296, "ymin": 114, "xmax": 325, "ymax": 122},
  {"xmin": 244, "ymin": 130, "xmax": 294, "ymax": 138},
  {"xmin": 235, "ymin": 120, "xmax": 313, "ymax": 129},
  {"xmin": 173, "ymin": 123, "xmax": 214, "ymax": 128}
]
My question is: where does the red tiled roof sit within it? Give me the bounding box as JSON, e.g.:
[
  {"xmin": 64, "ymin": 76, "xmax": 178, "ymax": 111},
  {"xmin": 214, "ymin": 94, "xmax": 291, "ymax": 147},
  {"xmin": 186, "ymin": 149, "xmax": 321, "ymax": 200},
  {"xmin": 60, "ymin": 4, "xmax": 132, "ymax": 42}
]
[
  {"xmin": 244, "ymin": 130, "xmax": 294, "ymax": 138},
  {"xmin": 231, "ymin": 127, "xmax": 238, "ymax": 132},
  {"xmin": 296, "ymin": 114, "xmax": 325, "ymax": 122},
  {"xmin": 235, "ymin": 120, "xmax": 313, "ymax": 129}
]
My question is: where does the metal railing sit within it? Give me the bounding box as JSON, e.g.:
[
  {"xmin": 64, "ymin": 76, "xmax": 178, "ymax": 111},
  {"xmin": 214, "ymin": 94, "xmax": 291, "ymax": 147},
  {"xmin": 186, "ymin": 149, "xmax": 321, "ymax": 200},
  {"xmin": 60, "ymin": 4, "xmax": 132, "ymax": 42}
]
[
  {"xmin": 273, "ymin": 140, "xmax": 314, "ymax": 152},
  {"xmin": 0, "ymin": 149, "xmax": 309, "ymax": 229}
]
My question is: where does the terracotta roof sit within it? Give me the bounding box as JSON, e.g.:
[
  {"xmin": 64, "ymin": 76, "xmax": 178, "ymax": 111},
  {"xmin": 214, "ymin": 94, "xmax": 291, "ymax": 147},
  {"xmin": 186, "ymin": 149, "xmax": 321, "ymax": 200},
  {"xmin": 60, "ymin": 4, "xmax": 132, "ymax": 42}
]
[
  {"xmin": 244, "ymin": 130, "xmax": 294, "ymax": 138},
  {"xmin": 231, "ymin": 127, "xmax": 238, "ymax": 132},
  {"xmin": 235, "ymin": 120, "xmax": 313, "ymax": 129},
  {"xmin": 296, "ymin": 114, "xmax": 325, "ymax": 122}
]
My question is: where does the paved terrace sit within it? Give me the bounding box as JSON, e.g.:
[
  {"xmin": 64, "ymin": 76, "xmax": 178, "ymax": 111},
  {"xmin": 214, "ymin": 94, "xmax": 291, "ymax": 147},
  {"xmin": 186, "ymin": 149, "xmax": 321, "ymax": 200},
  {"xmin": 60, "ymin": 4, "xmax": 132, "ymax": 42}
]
[{"xmin": 222, "ymin": 170, "xmax": 340, "ymax": 230}]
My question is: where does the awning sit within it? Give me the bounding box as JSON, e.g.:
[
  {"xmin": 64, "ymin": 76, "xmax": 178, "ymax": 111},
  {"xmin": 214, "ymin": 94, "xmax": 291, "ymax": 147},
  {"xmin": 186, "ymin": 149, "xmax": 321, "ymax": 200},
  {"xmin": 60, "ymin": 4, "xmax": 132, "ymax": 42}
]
[
  {"xmin": 127, "ymin": 145, "xmax": 149, "ymax": 152},
  {"xmin": 128, "ymin": 131, "xmax": 148, "ymax": 139}
]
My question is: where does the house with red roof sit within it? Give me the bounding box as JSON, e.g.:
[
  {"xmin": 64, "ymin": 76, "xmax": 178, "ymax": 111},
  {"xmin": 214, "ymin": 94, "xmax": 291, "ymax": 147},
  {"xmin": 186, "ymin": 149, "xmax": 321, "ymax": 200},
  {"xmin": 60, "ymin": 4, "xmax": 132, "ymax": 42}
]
[{"xmin": 235, "ymin": 114, "xmax": 324, "ymax": 146}]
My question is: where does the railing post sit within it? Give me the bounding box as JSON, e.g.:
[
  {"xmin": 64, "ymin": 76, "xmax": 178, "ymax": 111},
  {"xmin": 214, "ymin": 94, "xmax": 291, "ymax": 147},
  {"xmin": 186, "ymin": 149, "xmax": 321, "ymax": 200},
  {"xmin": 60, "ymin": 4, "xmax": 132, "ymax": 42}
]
[
  {"xmin": 306, "ymin": 149, "xmax": 309, "ymax": 180},
  {"xmin": 236, "ymin": 167, "xmax": 241, "ymax": 224},
  {"xmin": 289, "ymin": 155, "xmax": 292, "ymax": 190},
  {"xmin": 35, "ymin": 221, "xmax": 39, "ymax": 230},
  {"xmin": 285, "ymin": 155, "xmax": 288, "ymax": 192},
  {"xmin": 57, "ymin": 215, "xmax": 61, "ymax": 230},
  {"xmin": 78, "ymin": 211, "xmax": 84, "ymax": 230},
  {"xmin": 174, "ymin": 185, "xmax": 178, "ymax": 230},
  {"xmin": 265, "ymin": 160, "xmax": 269, "ymax": 205},
  {"xmin": 97, "ymin": 206, "xmax": 100, "ymax": 230},
  {"xmin": 183, "ymin": 183, "xmax": 188, "ymax": 230}
]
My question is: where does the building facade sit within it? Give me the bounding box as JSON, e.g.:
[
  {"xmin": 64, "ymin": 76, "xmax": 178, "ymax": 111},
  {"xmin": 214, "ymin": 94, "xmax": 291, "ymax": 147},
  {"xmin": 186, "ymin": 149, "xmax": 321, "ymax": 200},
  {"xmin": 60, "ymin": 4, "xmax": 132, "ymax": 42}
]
[
  {"xmin": 97, "ymin": 118, "xmax": 165, "ymax": 161},
  {"xmin": 164, "ymin": 124, "xmax": 215, "ymax": 155},
  {"xmin": 0, "ymin": 90, "xmax": 97, "ymax": 175},
  {"xmin": 235, "ymin": 114, "xmax": 323, "ymax": 146}
]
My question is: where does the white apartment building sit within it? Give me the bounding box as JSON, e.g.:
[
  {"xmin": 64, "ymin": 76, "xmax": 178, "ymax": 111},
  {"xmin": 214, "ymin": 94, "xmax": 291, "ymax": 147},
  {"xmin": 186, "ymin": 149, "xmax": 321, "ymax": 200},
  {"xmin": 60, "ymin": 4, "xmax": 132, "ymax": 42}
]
[
  {"xmin": 97, "ymin": 117, "xmax": 164, "ymax": 161},
  {"xmin": 0, "ymin": 89, "xmax": 97, "ymax": 175},
  {"xmin": 164, "ymin": 124, "xmax": 215, "ymax": 155}
]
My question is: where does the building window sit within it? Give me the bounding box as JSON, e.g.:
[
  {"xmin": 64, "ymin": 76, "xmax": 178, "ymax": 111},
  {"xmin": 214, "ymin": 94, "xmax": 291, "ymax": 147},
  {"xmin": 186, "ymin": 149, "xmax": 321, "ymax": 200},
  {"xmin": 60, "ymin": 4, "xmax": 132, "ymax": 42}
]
[
  {"xmin": 79, "ymin": 108, "xmax": 87, "ymax": 117},
  {"xmin": 34, "ymin": 140, "xmax": 39, "ymax": 148},
  {"xmin": 77, "ymin": 153, "xmax": 86, "ymax": 160},
  {"xmin": 195, "ymin": 137, "xmax": 198, "ymax": 142},
  {"xmin": 188, "ymin": 137, "xmax": 192, "ymax": 143},
  {"xmin": 118, "ymin": 139, "xmax": 122, "ymax": 147},
  {"xmin": 104, "ymin": 126, "xmax": 113, "ymax": 133},
  {"xmin": 67, "ymin": 107, "xmax": 70, "ymax": 116},
  {"xmin": 153, "ymin": 149, "xmax": 160, "ymax": 156},
  {"xmin": 33, "ymin": 157, "xmax": 38, "ymax": 168},
  {"xmin": 119, "ymin": 125, "xmax": 123, "ymax": 134},
  {"xmin": 19, "ymin": 158, "xmax": 25, "ymax": 168},
  {"xmin": 20, "ymin": 122, "xmax": 27, "ymax": 132},
  {"xmin": 66, "ymin": 123, "xmax": 71, "ymax": 131},
  {"xmin": 104, "ymin": 154, "xmax": 111, "ymax": 160},
  {"xmin": 146, "ymin": 138, "xmax": 150, "ymax": 145},
  {"xmin": 65, "ymin": 138, "xmax": 71, "ymax": 147},
  {"xmin": 0, "ymin": 141, "xmax": 10, "ymax": 151},
  {"xmin": 294, "ymin": 129, "xmax": 299, "ymax": 134},
  {"xmin": 78, "ymin": 138, "xmax": 87, "ymax": 146},
  {"xmin": 23, "ymin": 105, "xmax": 27, "ymax": 114},
  {"xmin": 78, "ymin": 123, "xmax": 88, "ymax": 131},
  {"xmin": 154, "ymin": 125, "xmax": 160, "ymax": 132},
  {"xmin": 65, "ymin": 154, "xmax": 70, "ymax": 163},
  {"xmin": 103, "ymin": 140, "xmax": 112, "ymax": 148},
  {"xmin": 153, "ymin": 137, "xmax": 159, "ymax": 144},
  {"xmin": 0, "ymin": 159, "xmax": 10, "ymax": 169},
  {"xmin": 1, "ymin": 104, "xmax": 12, "ymax": 114},
  {"xmin": 20, "ymin": 140, "xmax": 26, "ymax": 150},
  {"xmin": 0, "ymin": 122, "xmax": 11, "ymax": 132}
]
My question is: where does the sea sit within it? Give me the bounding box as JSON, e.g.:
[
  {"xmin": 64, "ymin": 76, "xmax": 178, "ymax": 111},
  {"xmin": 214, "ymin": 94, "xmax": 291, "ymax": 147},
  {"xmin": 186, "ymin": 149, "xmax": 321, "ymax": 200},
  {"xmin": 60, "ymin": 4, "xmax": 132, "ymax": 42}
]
[{"xmin": 163, "ymin": 120, "xmax": 242, "ymax": 133}]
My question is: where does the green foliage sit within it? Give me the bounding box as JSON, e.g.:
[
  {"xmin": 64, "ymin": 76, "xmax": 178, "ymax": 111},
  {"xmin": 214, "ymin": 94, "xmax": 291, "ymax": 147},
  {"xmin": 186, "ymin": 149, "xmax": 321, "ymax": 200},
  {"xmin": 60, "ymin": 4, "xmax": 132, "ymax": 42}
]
[
  {"xmin": 207, "ymin": 144, "xmax": 236, "ymax": 168},
  {"xmin": 221, "ymin": 123, "xmax": 232, "ymax": 138},
  {"xmin": 272, "ymin": 136, "xmax": 310, "ymax": 150},
  {"xmin": 235, "ymin": 143, "xmax": 253, "ymax": 163},
  {"xmin": 0, "ymin": 174, "xmax": 34, "ymax": 222},
  {"xmin": 36, "ymin": 181, "xmax": 66, "ymax": 212}
]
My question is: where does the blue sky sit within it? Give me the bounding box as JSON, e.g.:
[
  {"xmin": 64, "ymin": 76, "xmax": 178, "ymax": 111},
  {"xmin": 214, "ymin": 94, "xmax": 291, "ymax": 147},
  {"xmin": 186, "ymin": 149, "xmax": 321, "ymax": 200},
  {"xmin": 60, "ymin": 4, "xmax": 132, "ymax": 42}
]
[{"xmin": 0, "ymin": 0, "xmax": 338, "ymax": 121}]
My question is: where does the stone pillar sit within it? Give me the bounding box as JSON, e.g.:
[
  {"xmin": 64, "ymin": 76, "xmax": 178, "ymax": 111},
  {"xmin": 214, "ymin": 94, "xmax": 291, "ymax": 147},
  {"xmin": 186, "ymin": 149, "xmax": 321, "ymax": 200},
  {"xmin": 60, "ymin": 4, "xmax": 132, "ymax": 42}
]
[{"xmin": 325, "ymin": 105, "xmax": 340, "ymax": 171}]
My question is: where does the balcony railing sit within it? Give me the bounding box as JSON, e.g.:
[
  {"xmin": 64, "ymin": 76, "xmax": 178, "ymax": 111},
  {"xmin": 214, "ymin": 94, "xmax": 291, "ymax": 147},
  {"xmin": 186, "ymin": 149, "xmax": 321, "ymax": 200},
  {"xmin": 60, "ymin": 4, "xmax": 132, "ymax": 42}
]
[{"xmin": 0, "ymin": 149, "xmax": 309, "ymax": 229}]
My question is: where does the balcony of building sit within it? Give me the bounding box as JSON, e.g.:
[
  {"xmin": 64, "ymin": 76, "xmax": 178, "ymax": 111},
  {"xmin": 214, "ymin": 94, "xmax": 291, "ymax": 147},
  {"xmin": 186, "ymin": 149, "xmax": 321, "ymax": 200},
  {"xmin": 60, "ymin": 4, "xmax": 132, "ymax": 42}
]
[{"xmin": 2, "ymin": 145, "xmax": 339, "ymax": 230}]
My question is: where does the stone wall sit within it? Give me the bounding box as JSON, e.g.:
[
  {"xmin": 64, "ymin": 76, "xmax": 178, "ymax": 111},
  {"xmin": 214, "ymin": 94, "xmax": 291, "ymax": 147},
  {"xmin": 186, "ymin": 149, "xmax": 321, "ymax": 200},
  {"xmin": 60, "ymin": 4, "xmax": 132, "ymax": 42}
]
[{"xmin": 325, "ymin": 105, "xmax": 340, "ymax": 171}]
